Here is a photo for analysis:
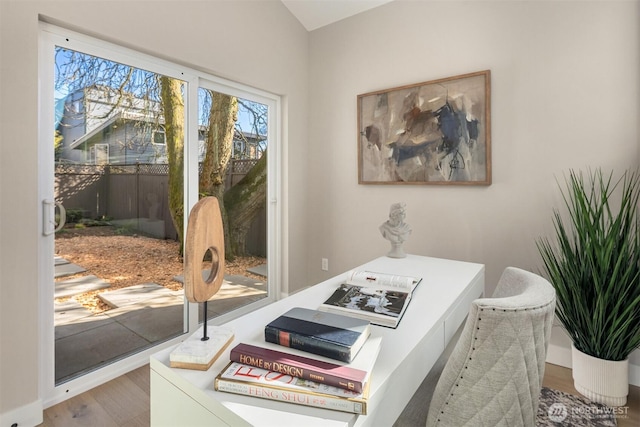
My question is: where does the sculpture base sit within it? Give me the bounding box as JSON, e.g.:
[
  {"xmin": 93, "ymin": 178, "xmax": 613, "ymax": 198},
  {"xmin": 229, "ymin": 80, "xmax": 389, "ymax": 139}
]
[{"xmin": 170, "ymin": 325, "xmax": 234, "ymax": 370}]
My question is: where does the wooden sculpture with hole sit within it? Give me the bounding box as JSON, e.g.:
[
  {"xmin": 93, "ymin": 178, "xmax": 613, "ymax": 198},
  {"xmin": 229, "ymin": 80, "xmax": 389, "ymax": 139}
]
[{"xmin": 169, "ymin": 197, "xmax": 234, "ymax": 370}]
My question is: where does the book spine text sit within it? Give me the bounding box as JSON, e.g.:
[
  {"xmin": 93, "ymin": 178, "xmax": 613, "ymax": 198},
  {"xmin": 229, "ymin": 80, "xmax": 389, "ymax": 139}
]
[
  {"xmin": 230, "ymin": 347, "xmax": 363, "ymax": 393},
  {"xmin": 215, "ymin": 379, "xmax": 366, "ymax": 415}
]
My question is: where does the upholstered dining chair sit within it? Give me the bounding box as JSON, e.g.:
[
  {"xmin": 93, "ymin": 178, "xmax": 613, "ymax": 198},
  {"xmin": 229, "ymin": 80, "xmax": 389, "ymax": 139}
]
[{"xmin": 425, "ymin": 267, "xmax": 556, "ymax": 427}]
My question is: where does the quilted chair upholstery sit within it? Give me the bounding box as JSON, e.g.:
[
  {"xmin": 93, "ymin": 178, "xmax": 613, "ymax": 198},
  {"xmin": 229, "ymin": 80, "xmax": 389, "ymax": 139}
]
[{"xmin": 426, "ymin": 267, "xmax": 556, "ymax": 427}]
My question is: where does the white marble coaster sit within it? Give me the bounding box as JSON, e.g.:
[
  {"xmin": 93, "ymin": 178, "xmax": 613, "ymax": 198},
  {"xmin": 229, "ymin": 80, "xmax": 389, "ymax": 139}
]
[{"xmin": 170, "ymin": 325, "xmax": 234, "ymax": 370}]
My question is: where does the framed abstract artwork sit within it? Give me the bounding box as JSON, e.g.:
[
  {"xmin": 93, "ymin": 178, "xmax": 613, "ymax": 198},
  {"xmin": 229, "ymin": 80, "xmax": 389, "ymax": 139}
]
[{"xmin": 357, "ymin": 70, "xmax": 491, "ymax": 185}]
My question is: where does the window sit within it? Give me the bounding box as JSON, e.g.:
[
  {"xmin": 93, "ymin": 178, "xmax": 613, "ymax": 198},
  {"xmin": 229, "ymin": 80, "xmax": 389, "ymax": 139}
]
[
  {"xmin": 93, "ymin": 143, "xmax": 109, "ymax": 165},
  {"xmin": 152, "ymin": 127, "xmax": 166, "ymax": 145}
]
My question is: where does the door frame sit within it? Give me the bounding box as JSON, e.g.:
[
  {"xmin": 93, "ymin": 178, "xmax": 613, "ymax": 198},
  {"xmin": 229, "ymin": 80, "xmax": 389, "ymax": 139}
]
[{"xmin": 38, "ymin": 22, "xmax": 282, "ymax": 407}]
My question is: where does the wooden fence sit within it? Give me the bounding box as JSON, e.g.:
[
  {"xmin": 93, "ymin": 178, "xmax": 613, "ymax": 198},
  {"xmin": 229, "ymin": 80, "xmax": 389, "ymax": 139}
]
[{"xmin": 54, "ymin": 159, "xmax": 265, "ymax": 256}]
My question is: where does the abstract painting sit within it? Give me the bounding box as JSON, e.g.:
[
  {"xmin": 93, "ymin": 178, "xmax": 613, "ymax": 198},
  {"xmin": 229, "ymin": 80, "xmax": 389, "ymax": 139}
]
[{"xmin": 358, "ymin": 70, "xmax": 491, "ymax": 185}]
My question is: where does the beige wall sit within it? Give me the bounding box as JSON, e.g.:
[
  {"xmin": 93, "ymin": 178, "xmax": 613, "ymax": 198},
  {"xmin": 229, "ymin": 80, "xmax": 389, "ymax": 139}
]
[
  {"xmin": 306, "ymin": 0, "xmax": 640, "ymax": 381},
  {"xmin": 0, "ymin": 0, "xmax": 309, "ymax": 421},
  {"xmin": 307, "ymin": 0, "xmax": 639, "ymax": 288}
]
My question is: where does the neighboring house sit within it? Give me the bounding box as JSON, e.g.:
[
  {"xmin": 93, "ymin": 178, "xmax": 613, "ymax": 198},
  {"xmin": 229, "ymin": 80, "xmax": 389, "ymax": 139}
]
[
  {"xmin": 56, "ymin": 85, "xmax": 167, "ymax": 164},
  {"xmin": 56, "ymin": 85, "xmax": 265, "ymax": 165}
]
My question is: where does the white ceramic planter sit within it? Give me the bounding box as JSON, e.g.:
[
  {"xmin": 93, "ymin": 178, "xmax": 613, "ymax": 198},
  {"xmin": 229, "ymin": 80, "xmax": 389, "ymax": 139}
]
[{"xmin": 571, "ymin": 344, "xmax": 629, "ymax": 406}]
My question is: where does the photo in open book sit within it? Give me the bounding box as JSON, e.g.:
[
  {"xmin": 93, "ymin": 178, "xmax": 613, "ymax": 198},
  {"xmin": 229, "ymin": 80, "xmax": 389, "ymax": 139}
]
[{"xmin": 324, "ymin": 284, "xmax": 409, "ymax": 318}]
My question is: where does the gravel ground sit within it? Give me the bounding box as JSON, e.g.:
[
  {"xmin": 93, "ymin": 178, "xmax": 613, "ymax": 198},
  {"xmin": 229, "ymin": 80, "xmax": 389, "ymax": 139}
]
[{"xmin": 55, "ymin": 225, "xmax": 265, "ymax": 313}]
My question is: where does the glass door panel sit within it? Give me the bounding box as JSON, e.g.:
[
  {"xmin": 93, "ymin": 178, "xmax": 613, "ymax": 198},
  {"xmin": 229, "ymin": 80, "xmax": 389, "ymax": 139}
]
[
  {"xmin": 53, "ymin": 46, "xmax": 187, "ymax": 384},
  {"xmin": 196, "ymin": 87, "xmax": 269, "ymax": 323}
]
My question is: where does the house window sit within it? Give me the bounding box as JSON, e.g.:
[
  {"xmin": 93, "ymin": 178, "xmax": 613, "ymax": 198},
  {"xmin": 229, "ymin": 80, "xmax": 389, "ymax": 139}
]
[
  {"xmin": 94, "ymin": 143, "xmax": 109, "ymax": 165},
  {"xmin": 152, "ymin": 127, "xmax": 166, "ymax": 145}
]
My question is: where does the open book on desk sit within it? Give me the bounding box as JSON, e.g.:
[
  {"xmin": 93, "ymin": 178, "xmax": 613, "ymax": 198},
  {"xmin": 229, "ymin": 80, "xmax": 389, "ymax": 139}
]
[{"xmin": 318, "ymin": 270, "xmax": 422, "ymax": 328}]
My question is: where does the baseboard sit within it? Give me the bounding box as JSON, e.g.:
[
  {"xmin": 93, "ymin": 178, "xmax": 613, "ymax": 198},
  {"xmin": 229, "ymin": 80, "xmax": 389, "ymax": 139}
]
[
  {"xmin": 547, "ymin": 342, "xmax": 640, "ymax": 388},
  {"xmin": 0, "ymin": 399, "xmax": 43, "ymax": 427},
  {"xmin": 546, "ymin": 341, "xmax": 573, "ymax": 368}
]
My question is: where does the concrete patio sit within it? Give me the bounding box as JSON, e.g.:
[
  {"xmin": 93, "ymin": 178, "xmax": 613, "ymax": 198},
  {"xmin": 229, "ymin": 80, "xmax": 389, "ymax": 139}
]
[{"xmin": 54, "ymin": 258, "xmax": 267, "ymax": 384}]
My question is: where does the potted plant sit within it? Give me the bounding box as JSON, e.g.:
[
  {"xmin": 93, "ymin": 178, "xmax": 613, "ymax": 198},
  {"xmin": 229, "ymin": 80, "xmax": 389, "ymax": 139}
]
[{"xmin": 537, "ymin": 168, "xmax": 640, "ymax": 406}]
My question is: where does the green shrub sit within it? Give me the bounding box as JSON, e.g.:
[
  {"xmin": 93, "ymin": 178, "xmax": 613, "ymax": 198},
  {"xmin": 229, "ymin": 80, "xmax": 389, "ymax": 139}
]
[{"xmin": 65, "ymin": 209, "xmax": 84, "ymax": 223}]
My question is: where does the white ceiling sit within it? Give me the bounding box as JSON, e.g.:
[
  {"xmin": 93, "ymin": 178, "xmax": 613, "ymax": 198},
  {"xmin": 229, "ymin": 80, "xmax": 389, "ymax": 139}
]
[{"xmin": 281, "ymin": 0, "xmax": 394, "ymax": 31}]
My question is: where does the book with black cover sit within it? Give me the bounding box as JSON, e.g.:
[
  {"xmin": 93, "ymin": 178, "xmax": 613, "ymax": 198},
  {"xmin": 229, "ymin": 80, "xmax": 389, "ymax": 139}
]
[
  {"xmin": 230, "ymin": 342, "xmax": 368, "ymax": 393},
  {"xmin": 319, "ymin": 270, "xmax": 422, "ymax": 328},
  {"xmin": 264, "ymin": 307, "xmax": 370, "ymax": 363}
]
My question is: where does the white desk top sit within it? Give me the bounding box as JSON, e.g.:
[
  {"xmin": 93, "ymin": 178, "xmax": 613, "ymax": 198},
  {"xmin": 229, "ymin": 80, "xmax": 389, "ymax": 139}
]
[{"xmin": 150, "ymin": 254, "xmax": 484, "ymax": 426}]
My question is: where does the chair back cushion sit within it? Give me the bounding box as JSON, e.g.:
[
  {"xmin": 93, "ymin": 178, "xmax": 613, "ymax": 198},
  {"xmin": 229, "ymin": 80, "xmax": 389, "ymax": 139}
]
[{"xmin": 426, "ymin": 267, "xmax": 556, "ymax": 427}]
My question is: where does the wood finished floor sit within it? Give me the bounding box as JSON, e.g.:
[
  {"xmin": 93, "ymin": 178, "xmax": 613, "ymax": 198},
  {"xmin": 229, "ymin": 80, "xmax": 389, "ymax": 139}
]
[
  {"xmin": 40, "ymin": 365, "xmax": 150, "ymax": 427},
  {"xmin": 40, "ymin": 363, "xmax": 638, "ymax": 426},
  {"xmin": 541, "ymin": 363, "xmax": 639, "ymax": 427}
]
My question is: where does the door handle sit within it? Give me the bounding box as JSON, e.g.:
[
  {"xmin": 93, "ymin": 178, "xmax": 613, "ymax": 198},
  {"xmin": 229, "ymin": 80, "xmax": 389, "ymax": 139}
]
[{"xmin": 43, "ymin": 199, "xmax": 66, "ymax": 236}]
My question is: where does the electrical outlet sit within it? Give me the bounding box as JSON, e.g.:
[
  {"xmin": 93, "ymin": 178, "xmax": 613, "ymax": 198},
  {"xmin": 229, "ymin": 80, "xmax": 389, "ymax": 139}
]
[{"xmin": 321, "ymin": 258, "xmax": 329, "ymax": 271}]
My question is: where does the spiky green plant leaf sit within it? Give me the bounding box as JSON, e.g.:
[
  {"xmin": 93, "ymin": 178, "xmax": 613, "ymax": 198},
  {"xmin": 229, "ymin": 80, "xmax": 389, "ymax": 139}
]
[{"xmin": 537, "ymin": 169, "xmax": 640, "ymax": 361}]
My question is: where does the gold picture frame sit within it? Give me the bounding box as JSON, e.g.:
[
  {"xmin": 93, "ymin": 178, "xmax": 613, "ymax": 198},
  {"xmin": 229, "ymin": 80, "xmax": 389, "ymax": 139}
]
[{"xmin": 358, "ymin": 70, "xmax": 491, "ymax": 185}]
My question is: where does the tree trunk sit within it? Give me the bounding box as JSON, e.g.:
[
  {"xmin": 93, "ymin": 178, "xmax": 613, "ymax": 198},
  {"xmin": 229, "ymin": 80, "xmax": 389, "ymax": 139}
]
[
  {"xmin": 224, "ymin": 151, "xmax": 267, "ymax": 257},
  {"xmin": 159, "ymin": 77, "xmax": 185, "ymax": 247},
  {"xmin": 200, "ymin": 92, "xmax": 237, "ymax": 259}
]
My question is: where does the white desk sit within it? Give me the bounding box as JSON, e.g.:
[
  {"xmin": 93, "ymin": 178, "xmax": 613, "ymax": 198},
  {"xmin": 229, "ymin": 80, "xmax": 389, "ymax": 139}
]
[{"xmin": 150, "ymin": 255, "xmax": 484, "ymax": 426}]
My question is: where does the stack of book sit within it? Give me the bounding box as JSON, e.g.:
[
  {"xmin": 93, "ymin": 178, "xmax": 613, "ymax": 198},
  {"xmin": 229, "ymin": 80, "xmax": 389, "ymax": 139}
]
[{"xmin": 214, "ymin": 307, "xmax": 381, "ymax": 414}]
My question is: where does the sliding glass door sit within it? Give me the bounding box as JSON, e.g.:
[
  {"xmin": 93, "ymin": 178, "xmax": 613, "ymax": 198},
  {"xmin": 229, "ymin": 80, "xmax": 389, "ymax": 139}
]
[
  {"xmin": 39, "ymin": 23, "xmax": 280, "ymax": 406},
  {"xmin": 52, "ymin": 45, "xmax": 188, "ymax": 385},
  {"xmin": 196, "ymin": 84, "xmax": 271, "ymax": 322}
]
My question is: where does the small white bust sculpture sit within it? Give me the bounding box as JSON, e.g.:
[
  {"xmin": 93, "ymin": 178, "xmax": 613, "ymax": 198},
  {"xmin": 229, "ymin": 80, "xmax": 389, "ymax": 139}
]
[{"xmin": 379, "ymin": 202, "xmax": 412, "ymax": 258}]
